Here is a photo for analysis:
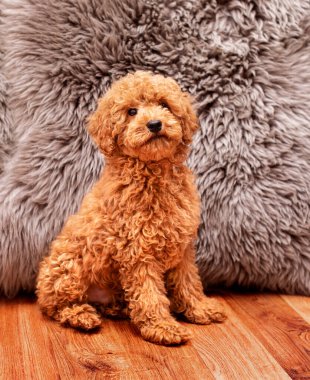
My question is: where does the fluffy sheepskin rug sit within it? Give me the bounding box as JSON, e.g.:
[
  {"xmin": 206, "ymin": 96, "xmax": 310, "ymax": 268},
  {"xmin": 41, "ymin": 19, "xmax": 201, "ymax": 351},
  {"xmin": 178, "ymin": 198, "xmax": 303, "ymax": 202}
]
[{"xmin": 0, "ymin": 0, "xmax": 309, "ymax": 297}]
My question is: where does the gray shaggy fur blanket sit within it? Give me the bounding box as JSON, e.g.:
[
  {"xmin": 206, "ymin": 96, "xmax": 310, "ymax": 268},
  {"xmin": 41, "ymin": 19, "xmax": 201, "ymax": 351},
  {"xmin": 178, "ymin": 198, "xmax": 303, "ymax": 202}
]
[{"xmin": 0, "ymin": 0, "xmax": 310, "ymax": 297}]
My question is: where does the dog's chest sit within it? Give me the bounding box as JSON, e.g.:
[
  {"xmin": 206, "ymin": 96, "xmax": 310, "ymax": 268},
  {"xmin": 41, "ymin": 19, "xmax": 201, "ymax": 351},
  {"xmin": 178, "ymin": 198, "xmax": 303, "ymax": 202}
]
[
  {"xmin": 110, "ymin": 171, "xmax": 200, "ymax": 264},
  {"xmin": 148, "ymin": 186, "xmax": 199, "ymax": 238}
]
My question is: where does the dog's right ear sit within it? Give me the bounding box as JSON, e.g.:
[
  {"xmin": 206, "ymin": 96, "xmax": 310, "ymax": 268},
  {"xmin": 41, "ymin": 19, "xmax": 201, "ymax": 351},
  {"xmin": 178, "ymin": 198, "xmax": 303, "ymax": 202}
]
[{"xmin": 87, "ymin": 98, "xmax": 116, "ymax": 157}]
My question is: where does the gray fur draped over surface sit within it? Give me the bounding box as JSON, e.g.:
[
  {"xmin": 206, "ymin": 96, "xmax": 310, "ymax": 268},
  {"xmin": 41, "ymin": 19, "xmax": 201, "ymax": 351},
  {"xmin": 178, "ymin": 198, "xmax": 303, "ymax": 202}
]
[{"xmin": 0, "ymin": 0, "xmax": 309, "ymax": 297}]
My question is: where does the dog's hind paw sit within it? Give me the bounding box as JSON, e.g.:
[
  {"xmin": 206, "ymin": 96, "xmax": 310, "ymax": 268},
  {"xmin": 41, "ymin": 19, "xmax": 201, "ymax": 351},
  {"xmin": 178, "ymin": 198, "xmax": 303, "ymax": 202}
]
[{"xmin": 58, "ymin": 304, "xmax": 102, "ymax": 331}]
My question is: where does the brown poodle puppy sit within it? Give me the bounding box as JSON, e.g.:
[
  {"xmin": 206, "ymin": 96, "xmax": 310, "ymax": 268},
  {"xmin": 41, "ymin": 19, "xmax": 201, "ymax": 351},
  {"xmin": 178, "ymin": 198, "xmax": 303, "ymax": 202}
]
[{"xmin": 36, "ymin": 71, "xmax": 226, "ymax": 345}]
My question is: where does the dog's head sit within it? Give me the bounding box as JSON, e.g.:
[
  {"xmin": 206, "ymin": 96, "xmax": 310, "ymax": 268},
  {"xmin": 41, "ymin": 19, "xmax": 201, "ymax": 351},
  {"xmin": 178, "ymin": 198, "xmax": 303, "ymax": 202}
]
[{"xmin": 88, "ymin": 71, "xmax": 198, "ymax": 162}]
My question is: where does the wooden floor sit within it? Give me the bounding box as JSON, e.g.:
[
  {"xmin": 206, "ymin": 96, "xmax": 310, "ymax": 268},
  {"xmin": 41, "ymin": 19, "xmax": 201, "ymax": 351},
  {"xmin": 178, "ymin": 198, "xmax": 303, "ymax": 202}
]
[{"xmin": 0, "ymin": 292, "xmax": 309, "ymax": 380}]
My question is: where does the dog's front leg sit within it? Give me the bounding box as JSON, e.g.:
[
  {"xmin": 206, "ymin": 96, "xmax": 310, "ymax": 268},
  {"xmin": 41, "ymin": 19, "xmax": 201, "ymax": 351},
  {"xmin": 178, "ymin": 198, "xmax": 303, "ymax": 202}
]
[
  {"xmin": 166, "ymin": 243, "xmax": 227, "ymax": 324},
  {"xmin": 119, "ymin": 260, "xmax": 192, "ymax": 345}
]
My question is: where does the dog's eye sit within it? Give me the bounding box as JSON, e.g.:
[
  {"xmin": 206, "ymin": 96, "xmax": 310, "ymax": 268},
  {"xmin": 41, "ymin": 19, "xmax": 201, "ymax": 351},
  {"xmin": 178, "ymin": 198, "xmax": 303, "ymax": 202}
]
[
  {"xmin": 128, "ymin": 108, "xmax": 138, "ymax": 116},
  {"xmin": 161, "ymin": 102, "xmax": 169, "ymax": 109}
]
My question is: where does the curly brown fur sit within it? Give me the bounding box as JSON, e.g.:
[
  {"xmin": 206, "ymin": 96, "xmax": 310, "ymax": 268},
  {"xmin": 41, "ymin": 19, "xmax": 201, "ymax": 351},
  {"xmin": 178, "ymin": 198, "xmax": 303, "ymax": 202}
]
[{"xmin": 36, "ymin": 71, "xmax": 226, "ymax": 345}]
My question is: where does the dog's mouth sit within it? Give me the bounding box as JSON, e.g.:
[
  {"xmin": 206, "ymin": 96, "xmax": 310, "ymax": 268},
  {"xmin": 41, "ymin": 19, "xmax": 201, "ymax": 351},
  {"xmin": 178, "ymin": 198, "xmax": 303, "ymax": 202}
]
[{"xmin": 145, "ymin": 134, "xmax": 170, "ymax": 145}]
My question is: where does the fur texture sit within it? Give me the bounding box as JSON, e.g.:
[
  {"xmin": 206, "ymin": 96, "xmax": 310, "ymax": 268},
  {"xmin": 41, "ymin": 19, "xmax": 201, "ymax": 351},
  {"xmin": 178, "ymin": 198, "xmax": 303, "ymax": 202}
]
[
  {"xmin": 0, "ymin": 0, "xmax": 310, "ymax": 297},
  {"xmin": 0, "ymin": 7, "xmax": 12, "ymax": 175},
  {"xmin": 36, "ymin": 72, "xmax": 226, "ymax": 346}
]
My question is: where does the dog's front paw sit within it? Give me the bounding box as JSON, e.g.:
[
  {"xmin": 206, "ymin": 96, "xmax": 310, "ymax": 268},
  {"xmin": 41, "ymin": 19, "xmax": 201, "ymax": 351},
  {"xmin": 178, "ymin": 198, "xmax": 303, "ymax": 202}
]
[
  {"xmin": 184, "ymin": 298, "xmax": 227, "ymax": 325},
  {"xmin": 140, "ymin": 320, "xmax": 192, "ymax": 345}
]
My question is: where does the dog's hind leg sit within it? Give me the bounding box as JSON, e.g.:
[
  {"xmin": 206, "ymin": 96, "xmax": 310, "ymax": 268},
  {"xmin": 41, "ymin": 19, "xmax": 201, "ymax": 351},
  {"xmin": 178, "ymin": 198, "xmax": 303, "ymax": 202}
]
[{"xmin": 36, "ymin": 246, "xmax": 102, "ymax": 331}]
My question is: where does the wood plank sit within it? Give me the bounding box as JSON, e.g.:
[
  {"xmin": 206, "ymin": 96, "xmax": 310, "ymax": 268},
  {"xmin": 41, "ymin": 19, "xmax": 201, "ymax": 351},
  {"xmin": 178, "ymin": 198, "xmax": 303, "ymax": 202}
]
[
  {"xmin": 0, "ymin": 297, "xmax": 28, "ymax": 380},
  {"xmin": 1, "ymin": 293, "xmax": 308, "ymax": 380},
  {"xmin": 282, "ymin": 295, "xmax": 310, "ymax": 324},
  {"xmin": 45, "ymin": 318, "xmax": 215, "ymax": 380},
  {"xmin": 225, "ymin": 293, "xmax": 310, "ymax": 380},
  {"xmin": 108, "ymin": 320, "xmax": 214, "ymax": 380},
  {"xmin": 191, "ymin": 296, "xmax": 290, "ymax": 380},
  {"xmin": 0, "ymin": 295, "xmax": 213, "ymax": 379}
]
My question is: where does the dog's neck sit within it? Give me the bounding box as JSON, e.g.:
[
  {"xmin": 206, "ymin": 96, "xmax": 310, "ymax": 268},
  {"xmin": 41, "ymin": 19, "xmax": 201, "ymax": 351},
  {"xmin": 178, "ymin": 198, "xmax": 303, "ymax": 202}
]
[{"xmin": 105, "ymin": 156, "xmax": 188, "ymax": 180}]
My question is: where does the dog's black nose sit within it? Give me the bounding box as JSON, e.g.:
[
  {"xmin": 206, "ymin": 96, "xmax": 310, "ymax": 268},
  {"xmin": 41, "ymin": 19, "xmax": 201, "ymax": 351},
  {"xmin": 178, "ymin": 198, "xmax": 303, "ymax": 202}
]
[{"xmin": 147, "ymin": 120, "xmax": 162, "ymax": 133}]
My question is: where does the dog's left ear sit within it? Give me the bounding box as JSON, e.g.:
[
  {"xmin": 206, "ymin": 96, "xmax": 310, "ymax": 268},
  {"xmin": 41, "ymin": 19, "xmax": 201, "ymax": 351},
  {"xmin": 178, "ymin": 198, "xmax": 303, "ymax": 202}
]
[
  {"xmin": 87, "ymin": 97, "xmax": 116, "ymax": 157},
  {"xmin": 181, "ymin": 93, "xmax": 199, "ymax": 144}
]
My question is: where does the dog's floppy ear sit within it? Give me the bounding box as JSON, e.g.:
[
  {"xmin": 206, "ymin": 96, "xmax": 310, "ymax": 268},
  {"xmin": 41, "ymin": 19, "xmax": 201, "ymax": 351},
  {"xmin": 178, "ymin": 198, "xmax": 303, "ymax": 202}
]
[
  {"xmin": 87, "ymin": 97, "xmax": 116, "ymax": 157},
  {"xmin": 181, "ymin": 93, "xmax": 199, "ymax": 145}
]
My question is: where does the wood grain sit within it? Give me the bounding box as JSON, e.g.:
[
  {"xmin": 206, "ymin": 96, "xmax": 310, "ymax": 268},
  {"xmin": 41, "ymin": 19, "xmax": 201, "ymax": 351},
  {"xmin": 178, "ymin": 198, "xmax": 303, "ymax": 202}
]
[
  {"xmin": 191, "ymin": 296, "xmax": 290, "ymax": 380},
  {"xmin": 225, "ymin": 293, "xmax": 310, "ymax": 380},
  {"xmin": 282, "ymin": 295, "xmax": 310, "ymax": 324},
  {"xmin": 0, "ymin": 293, "xmax": 309, "ymax": 380}
]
